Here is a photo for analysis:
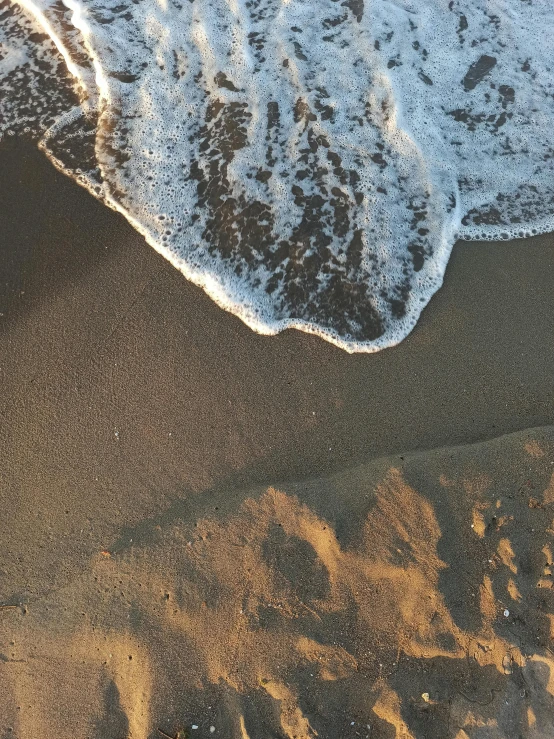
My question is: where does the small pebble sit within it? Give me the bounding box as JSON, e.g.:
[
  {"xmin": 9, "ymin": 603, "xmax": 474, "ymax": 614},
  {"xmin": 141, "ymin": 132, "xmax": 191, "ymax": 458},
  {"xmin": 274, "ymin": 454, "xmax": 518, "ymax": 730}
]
[
  {"xmin": 504, "ymin": 609, "xmax": 510, "ymax": 617},
  {"xmin": 210, "ymin": 728, "xmax": 216, "ymax": 734},
  {"xmin": 191, "ymin": 726, "xmax": 198, "ymax": 730}
]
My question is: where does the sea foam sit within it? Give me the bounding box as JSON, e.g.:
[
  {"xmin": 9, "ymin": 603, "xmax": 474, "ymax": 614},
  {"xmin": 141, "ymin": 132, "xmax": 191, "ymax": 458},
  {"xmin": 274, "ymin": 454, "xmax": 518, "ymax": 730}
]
[{"xmin": 1, "ymin": 0, "xmax": 553, "ymax": 351}]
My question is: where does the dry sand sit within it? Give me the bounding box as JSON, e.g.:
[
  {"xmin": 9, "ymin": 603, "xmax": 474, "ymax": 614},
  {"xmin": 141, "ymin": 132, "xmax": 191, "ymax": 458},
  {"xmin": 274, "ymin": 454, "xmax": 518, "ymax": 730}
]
[{"xmin": 1, "ymin": 138, "xmax": 554, "ymax": 738}]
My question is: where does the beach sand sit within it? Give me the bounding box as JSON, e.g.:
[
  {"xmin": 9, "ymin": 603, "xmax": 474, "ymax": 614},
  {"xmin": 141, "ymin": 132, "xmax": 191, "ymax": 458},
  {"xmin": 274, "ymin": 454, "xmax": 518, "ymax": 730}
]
[{"xmin": 1, "ymin": 138, "xmax": 554, "ymax": 737}]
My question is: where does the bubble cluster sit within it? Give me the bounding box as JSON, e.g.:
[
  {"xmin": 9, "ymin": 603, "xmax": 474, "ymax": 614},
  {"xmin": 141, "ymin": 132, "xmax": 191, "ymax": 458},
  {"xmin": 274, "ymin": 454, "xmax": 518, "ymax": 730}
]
[{"xmin": 2, "ymin": 0, "xmax": 553, "ymax": 351}]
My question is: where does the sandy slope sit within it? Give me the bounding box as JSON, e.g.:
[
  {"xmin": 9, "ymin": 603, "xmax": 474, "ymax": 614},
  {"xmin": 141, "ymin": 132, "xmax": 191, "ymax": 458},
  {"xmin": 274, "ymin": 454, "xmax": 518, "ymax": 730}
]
[{"xmin": 2, "ymin": 426, "xmax": 554, "ymax": 738}]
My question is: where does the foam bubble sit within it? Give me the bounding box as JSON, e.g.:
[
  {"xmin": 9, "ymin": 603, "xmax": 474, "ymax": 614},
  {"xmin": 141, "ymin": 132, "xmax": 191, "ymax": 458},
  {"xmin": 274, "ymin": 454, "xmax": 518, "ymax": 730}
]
[{"xmin": 2, "ymin": 0, "xmax": 553, "ymax": 351}]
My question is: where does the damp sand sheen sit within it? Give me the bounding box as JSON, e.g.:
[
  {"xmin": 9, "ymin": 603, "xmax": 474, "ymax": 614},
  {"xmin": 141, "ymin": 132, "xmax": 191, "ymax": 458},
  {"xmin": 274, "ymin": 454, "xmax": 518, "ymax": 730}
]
[{"xmin": 1, "ymin": 0, "xmax": 554, "ymax": 350}]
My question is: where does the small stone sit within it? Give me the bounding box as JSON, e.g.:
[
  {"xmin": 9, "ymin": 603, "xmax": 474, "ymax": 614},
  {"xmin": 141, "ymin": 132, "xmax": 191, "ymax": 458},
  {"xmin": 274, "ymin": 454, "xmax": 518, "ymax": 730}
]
[
  {"xmin": 210, "ymin": 728, "xmax": 216, "ymax": 734},
  {"xmin": 503, "ymin": 609, "xmax": 510, "ymax": 617},
  {"xmin": 191, "ymin": 726, "xmax": 198, "ymax": 731},
  {"xmin": 421, "ymin": 693, "xmax": 430, "ymax": 703}
]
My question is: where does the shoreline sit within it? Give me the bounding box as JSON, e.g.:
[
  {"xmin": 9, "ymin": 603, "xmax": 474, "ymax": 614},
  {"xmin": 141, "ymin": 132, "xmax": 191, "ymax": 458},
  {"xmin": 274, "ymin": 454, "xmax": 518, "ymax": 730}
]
[
  {"xmin": 2, "ymin": 138, "xmax": 554, "ymax": 738},
  {"xmin": 2, "ymin": 139, "xmax": 554, "ymax": 477}
]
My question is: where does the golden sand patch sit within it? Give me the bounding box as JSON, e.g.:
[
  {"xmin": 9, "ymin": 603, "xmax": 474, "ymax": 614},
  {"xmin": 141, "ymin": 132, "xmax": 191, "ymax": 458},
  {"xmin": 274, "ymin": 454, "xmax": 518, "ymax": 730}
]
[{"xmin": 2, "ymin": 429, "xmax": 554, "ymax": 738}]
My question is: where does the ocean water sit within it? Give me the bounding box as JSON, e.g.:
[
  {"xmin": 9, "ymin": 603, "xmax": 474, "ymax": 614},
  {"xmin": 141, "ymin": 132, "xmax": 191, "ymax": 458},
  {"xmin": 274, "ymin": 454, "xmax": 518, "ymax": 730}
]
[{"xmin": 1, "ymin": 0, "xmax": 553, "ymax": 351}]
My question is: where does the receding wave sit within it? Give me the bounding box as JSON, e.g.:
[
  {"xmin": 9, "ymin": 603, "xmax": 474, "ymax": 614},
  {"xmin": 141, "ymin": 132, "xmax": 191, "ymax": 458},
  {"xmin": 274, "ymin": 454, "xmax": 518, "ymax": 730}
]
[{"xmin": 1, "ymin": 0, "xmax": 553, "ymax": 350}]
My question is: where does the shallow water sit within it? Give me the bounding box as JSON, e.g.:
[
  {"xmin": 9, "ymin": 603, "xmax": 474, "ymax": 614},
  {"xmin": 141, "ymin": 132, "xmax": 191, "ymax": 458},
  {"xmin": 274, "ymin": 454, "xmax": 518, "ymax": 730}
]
[{"xmin": 1, "ymin": 0, "xmax": 553, "ymax": 350}]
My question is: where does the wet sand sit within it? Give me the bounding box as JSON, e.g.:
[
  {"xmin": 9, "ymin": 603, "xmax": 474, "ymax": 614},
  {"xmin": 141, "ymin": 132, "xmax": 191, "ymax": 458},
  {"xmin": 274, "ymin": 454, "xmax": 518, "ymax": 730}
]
[{"xmin": 1, "ymin": 138, "xmax": 554, "ymax": 738}]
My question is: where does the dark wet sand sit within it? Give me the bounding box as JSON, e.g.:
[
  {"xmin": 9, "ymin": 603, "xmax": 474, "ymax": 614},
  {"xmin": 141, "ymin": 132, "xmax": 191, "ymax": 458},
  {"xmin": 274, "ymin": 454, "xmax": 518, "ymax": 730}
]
[
  {"xmin": 2, "ymin": 139, "xmax": 554, "ymax": 486},
  {"xmin": 1, "ymin": 139, "xmax": 554, "ymax": 738}
]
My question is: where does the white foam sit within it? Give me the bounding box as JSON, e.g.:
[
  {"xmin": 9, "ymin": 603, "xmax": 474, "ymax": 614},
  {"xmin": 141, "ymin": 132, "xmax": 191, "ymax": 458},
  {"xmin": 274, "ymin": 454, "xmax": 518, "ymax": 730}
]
[
  {"xmin": 0, "ymin": 43, "xmax": 26, "ymax": 75},
  {"xmin": 3, "ymin": 0, "xmax": 554, "ymax": 351}
]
